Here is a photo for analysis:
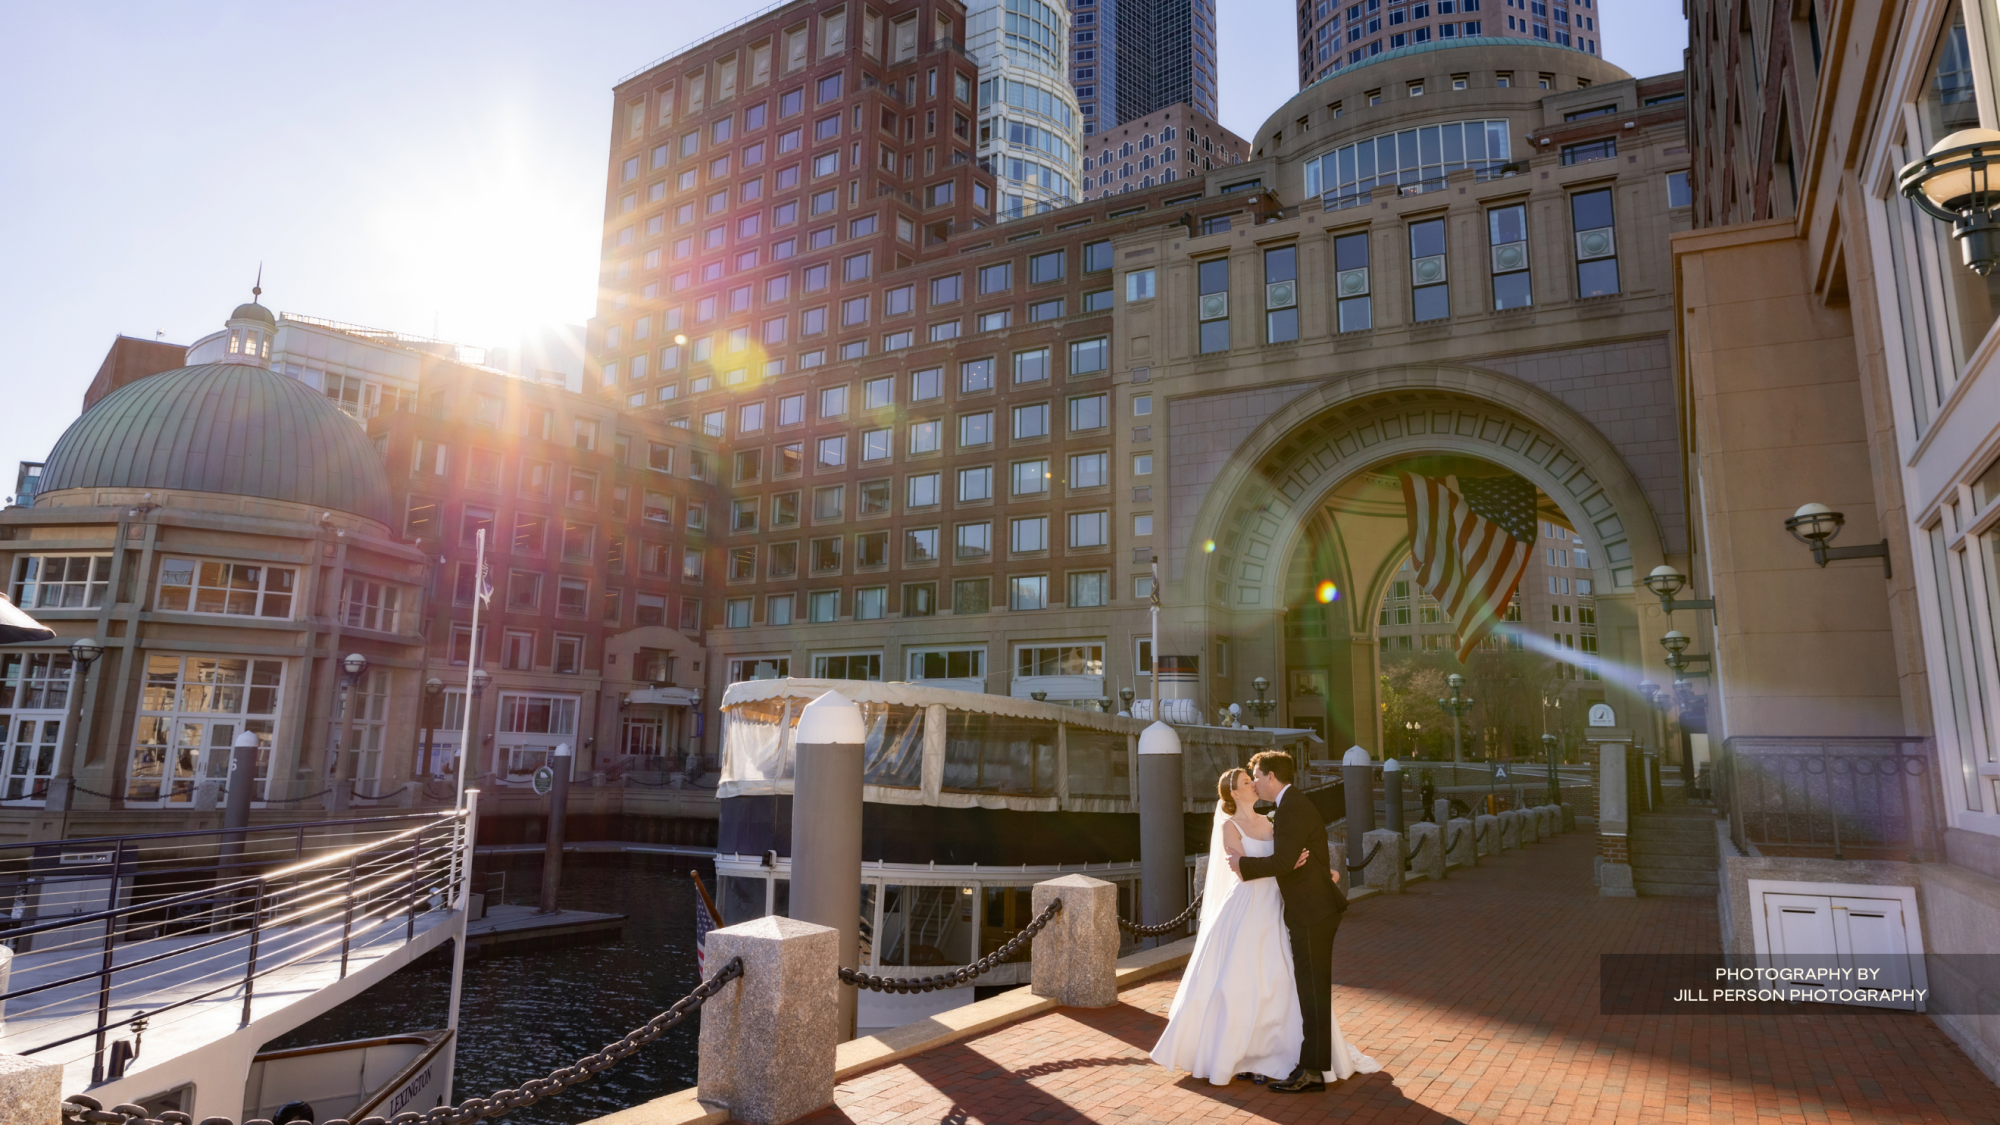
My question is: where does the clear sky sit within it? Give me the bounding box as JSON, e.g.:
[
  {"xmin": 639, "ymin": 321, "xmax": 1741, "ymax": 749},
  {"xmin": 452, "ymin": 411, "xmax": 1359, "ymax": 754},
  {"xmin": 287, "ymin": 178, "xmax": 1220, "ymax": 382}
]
[{"xmin": 0, "ymin": 1, "xmax": 1687, "ymax": 482}]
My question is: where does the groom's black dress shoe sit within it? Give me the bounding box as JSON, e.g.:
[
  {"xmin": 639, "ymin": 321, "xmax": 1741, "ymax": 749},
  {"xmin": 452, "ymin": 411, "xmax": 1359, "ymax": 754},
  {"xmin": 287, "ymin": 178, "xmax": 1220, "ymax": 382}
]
[{"xmin": 1268, "ymin": 1068, "xmax": 1327, "ymax": 1093}]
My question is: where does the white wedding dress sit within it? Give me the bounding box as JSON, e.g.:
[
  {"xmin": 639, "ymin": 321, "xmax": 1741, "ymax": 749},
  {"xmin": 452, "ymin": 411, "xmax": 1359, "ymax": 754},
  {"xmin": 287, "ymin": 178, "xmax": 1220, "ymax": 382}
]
[{"xmin": 1149, "ymin": 806, "xmax": 1381, "ymax": 1085}]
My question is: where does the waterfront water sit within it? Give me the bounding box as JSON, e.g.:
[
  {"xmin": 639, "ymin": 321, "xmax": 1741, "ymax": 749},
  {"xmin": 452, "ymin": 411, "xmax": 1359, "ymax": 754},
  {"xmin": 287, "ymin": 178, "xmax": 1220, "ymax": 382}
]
[{"xmin": 268, "ymin": 853, "xmax": 707, "ymax": 1125}]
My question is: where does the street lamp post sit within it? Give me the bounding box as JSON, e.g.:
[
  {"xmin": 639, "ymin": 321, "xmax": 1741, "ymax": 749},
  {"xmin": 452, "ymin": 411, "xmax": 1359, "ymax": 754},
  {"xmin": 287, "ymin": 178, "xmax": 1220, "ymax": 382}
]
[
  {"xmin": 1542, "ymin": 732, "xmax": 1561, "ymax": 806},
  {"xmin": 1244, "ymin": 676, "xmax": 1276, "ymax": 728},
  {"xmin": 329, "ymin": 653, "xmax": 369, "ymax": 812},
  {"xmin": 455, "ymin": 668, "xmax": 491, "ymax": 810},
  {"xmin": 45, "ymin": 637, "xmax": 104, "ymax": 811},
  {"xmin": 1437, "ymin": 673, "xmax": 1473, "ymax": 768},
  {"xmin": 421, "ymin": 677, "xmax": 444, "ymax": 781}
]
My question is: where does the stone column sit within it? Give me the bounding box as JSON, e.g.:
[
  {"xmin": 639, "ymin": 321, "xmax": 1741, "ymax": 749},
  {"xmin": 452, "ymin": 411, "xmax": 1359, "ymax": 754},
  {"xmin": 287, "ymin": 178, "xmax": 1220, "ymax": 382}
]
[
  {"xmin": 1590, "ymin": 729, "xmax": 1635, "ymax": 897},
  {"xmin": 696, "ymin": 916, "xmax": 838, "ymax": 1125},
  {"xmin": 1445, "ymin": 817, "xmax": 1476, "ymax": 868},
  {"xmin": 1407, "ymin": 822, "xmax": 1444, "ymax": 881},
  {"xmin": 1030, "ymin": 875, "xmax": 1119, "ymax": 1007},
  {"xmin": 0, "ymin": 1051, "xmax": 63, "ymax": 1125},
  {"xmin": 1361, "ymin": 828, "xmax": 1405, "ymax": 893},
  {"xmin": 1474, "ymin": 813, "xmax": 1499, "ymax": 856}
]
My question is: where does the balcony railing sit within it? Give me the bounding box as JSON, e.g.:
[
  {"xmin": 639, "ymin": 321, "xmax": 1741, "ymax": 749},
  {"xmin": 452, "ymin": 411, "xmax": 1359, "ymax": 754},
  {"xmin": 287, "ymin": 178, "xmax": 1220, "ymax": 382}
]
[{"xmin": 1717, "ymin": 736, "xmax": 1940, "ymax": 860}]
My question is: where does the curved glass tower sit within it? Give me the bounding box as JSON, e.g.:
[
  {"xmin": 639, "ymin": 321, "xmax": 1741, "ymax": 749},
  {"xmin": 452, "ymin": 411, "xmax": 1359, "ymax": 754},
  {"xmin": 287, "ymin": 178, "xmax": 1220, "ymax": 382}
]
[{"xmin": 970, "ymin": 0, "xmax": 1085, "ymax": 220}]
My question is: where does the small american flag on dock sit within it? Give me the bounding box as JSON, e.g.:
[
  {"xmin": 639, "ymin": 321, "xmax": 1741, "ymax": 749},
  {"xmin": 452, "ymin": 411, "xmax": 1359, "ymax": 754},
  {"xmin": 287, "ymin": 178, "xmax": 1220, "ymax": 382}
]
[
  {"xmin": 1400, "ymin": 471, "xmax": 1534, "ymax": 662},
  {"xmin": 691, "ymin": 870, "xmax": 723, "ymax": 971}
]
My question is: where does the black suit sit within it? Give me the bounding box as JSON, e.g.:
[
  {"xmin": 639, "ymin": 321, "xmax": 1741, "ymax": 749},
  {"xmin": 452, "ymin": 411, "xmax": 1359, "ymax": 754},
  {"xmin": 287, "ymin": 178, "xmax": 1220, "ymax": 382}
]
[{"xmin": 1236, "ymin": 784, "xmax": 1344, "ymax": 1073}]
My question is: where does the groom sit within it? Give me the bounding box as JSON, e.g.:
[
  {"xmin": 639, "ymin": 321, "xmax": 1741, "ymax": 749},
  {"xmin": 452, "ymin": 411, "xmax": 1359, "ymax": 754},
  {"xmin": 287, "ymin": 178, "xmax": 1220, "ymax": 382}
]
[{"xmin": 1228, "ymin": 749, "xmax": 1346, "ymax": 1093}]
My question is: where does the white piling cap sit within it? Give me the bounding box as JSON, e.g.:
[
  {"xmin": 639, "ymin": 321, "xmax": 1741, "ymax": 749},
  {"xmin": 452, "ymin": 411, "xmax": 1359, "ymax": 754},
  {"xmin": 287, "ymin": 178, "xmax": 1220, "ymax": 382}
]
[
  {"xmin": 1342, "ymin": 745, "xmax": 1373, "ymax": 767},
  {"xmin": 797, "ymin": 690, "xmax": 867, "ymax": 745},
  {"xmin": 1137, "ymin": 721, "xmax": 1183, "ymax": 756},
  {"xmin": 233, "ymin": 730, "xmax": 261, "ymax": 749},
  {"xmin": 1383, "ymin": 757, "xmax": 1400, "ymax": 772},
  {"xmin": 554, "ymin": 742, "xmax": 572, "ymax": 758}
]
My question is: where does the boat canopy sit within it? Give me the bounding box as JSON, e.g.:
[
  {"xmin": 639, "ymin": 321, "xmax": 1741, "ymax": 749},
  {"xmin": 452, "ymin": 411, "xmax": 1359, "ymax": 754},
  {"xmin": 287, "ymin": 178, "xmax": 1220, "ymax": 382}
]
[{"xmin": 719, "ymin": 678, "xmax": 1325, "ymax": 814}]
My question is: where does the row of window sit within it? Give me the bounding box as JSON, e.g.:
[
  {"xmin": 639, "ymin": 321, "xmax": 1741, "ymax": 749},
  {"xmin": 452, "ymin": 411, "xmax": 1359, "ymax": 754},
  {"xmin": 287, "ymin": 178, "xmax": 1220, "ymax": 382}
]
[
  {"xmin": 721, "ymin": 569, "xmax": 1126, "ymax": 627},
  {"xmin": 718, "ymin": 510, "xmax": 1134, "ymax": 582},
  {"xmin": 10, "ymin": 555, "xmax": 406, "ymax": 634},
  {"xmin": 610, "ymin": 239, "xmax": 1120, "ymax": 350},
  {"xmin": 714, "ymin": 459, "xmax": 1154, "ymax": 533}
]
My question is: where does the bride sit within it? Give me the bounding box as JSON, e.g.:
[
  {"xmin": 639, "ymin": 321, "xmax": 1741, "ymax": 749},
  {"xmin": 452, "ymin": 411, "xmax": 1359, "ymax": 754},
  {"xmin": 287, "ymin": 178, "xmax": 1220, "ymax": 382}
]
[{"xmin": 1149, "ymin": 768, "xmax": 1381, "ymax": 1085}]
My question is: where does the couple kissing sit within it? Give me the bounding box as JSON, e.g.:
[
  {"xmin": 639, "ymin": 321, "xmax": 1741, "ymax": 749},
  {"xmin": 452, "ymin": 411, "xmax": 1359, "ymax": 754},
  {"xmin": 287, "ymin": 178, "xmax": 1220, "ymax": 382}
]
[{"xmin": 1149, "ymin": 751, "xmax": 1379, "ymax": 1092}]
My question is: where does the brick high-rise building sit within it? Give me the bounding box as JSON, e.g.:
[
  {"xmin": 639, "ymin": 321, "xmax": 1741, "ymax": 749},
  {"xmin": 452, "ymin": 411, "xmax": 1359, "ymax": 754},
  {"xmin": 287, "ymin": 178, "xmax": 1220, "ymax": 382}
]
[
  {"xmin": 1070, "ymin": 0, "xmax": 1220, "ymax": 135},
  {"xmin": 1077, "ymin": 103, "xmax": 1247, "ymax": 199}
]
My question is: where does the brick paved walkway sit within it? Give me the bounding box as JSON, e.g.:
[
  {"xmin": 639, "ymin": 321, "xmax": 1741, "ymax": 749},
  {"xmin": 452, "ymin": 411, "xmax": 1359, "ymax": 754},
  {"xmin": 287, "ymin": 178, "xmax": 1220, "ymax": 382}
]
[{"xmin": 805, "ymin": 830, "xmax": 1998, "ymax": 1124}]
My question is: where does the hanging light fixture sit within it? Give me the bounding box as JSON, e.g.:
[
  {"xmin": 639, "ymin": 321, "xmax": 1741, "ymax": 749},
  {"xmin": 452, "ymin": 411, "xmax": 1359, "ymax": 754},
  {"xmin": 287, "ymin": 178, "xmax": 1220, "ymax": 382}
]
[{"xmin": 1898, "ymin": 128, "xmax": 2000, "ymax": 274}]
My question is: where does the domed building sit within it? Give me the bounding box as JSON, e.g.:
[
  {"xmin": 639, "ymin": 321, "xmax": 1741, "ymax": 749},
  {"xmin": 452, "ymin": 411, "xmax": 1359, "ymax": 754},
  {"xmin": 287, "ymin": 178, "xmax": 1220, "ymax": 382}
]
[{"xmin": 0, "ymin": 297, "xmax": 431, "ymax": 825}]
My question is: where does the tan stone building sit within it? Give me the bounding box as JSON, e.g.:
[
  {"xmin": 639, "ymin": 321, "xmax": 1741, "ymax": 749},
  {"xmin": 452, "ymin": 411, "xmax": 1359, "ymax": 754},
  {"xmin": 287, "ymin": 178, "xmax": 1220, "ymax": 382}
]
[{"xmin": 1676, "ymin": 0, "xmax": 2000, "ymax": 1081}]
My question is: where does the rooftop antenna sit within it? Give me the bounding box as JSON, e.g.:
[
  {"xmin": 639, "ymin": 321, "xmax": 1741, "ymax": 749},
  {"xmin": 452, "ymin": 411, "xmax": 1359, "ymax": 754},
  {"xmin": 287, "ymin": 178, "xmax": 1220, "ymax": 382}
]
[{"xmin": 253, "ymin": 262, "xmax": 263, "ymax": 304}]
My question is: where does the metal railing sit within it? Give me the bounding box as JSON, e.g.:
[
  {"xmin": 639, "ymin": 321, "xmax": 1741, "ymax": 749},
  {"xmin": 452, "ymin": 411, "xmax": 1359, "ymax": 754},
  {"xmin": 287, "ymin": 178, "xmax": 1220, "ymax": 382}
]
[
  {"xmin": 0, "ymin": 810, "xmax": 470, "ymax": 1084},
  {"xmin": 1718, "ymin": 736, "xmax": 1939, "ymax": 859}
]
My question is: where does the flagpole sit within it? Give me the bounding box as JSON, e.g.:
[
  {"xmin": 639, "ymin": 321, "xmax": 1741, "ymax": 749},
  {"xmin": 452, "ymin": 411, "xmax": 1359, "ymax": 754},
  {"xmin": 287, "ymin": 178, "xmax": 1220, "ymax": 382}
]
[
  {"xmin": 1149, "ymin": 555, "xmax": 1160, "ymax": 718},
  {"xmin": 456, "ymin": 527, "xmax": 488, "ymax": 812}
]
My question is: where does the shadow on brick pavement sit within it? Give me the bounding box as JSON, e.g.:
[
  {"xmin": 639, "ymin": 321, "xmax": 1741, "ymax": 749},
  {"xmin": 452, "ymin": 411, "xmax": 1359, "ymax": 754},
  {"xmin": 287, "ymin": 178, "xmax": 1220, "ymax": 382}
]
[{"xmin": 801, "ymin": 830, "xmax": 1999, "ymax": 1124}]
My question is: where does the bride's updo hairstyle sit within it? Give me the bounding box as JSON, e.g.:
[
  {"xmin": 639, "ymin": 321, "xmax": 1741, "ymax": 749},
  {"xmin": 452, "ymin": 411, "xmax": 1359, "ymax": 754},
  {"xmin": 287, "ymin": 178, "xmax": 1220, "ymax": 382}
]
[{"xmin": 1217, "ymin": 768, "xmax": 1248, "ymax": 813}]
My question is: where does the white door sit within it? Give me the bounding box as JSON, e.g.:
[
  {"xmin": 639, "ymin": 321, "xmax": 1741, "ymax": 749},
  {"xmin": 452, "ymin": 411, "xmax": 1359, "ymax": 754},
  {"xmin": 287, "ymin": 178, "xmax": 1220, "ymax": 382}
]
[
  {"xmin": 1765, "ymin": 893, "xmax": 1838, "ymax": 956},
  {"xmin": 1832, "ymin": 896, "xmax": 1916, "ymax": 995},
  {"xmin": 1761, "ymin": 891, "xmax": 1923, "ymax": 1010}
]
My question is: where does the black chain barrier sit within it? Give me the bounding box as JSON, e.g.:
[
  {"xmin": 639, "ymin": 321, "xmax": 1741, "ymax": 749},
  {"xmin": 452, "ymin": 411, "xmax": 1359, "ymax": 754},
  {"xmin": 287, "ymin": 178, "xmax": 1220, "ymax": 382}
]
[
  {"xmin": 1447, "ymin": 827, "xmax": 1466, "ymax": 855},
  {"xmin": 60, "ymin": 957, "xmax": 746, "ymax": 1125},
  {"xmin": 1345, "ymin": 842, "xmax": 1381, "ymax": 873},
  {"xmin": 1116, "ymin": 892, "xmax": 1204, "ymax": 937},
  {"xmin": 841, "ymin": 899, "xmax": 1062, "ymax": 993}
]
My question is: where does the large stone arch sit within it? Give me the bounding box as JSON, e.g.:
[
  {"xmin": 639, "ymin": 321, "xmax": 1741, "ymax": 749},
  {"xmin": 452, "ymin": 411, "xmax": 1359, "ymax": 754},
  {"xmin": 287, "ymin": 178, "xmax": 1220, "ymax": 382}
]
[{"xmin": 1170, "ymin": 362, "xmax": 1673, "ymax": 751}]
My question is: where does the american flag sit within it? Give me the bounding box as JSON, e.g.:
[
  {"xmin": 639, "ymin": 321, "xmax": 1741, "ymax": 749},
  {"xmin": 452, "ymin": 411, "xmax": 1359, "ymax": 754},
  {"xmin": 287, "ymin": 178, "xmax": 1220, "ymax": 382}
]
[{"xmin": 1399, "ymin": 472, "xmax": 1535, "ymax": 661}]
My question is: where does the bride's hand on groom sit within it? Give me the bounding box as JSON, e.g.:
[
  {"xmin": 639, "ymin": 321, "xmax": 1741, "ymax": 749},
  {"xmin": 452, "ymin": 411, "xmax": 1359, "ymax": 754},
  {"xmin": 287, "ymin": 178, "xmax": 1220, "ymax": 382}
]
[{"xmin": 1293, "ymin": 848, "xmax": 1310, "ymax": 870}]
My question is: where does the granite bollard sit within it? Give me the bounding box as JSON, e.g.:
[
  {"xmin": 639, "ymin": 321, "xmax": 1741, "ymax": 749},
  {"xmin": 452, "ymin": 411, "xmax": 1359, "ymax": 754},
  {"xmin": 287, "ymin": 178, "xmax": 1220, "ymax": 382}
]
[
  {"xmin": 1407, "ymin": 822, "xmax": 1444, "ymax": 881},
  {"xmin": 697, "ymin": 916, "xmax": 839, "ymax": 1125},
  {"xmin": 1433, "ymin": 798, "xmax": 1452, "ymax": 826},
  {"xmin": 1328, "ymin": 838, "xmax": 1348, "ymax": 878},
  {"xmin": 1561, "ymin": 801, "xmax": 1577, "ymax": 830},
  {"xmin": 1474, "ymin": 813, "xmax": 1499, "ymax": 856},
  {"xmin": 1031, "ymin": 874, "xmax": 1119, "ymax": 1007},
  {"xmin": 1501, "ymin": 810, "xmax": 1522, "ymax": 850},
  {"xmin": 1362, "ymin": 828, "xmax": 1406, "ymax": 893},
  {"xmin": 0, "ymin": 1052, "xmax": 59, "ymax": 1125},
  {"xmin": 1519, "ymin": 805, "xmax": 1540, "ymax": 844},
  {"xmin": 1541, "ymin": 804, "xmax": 1561, "ymax": 835},
  {"xmin": 1445, "ymin": 817, "xmax": 1477, "ymax": 868}
]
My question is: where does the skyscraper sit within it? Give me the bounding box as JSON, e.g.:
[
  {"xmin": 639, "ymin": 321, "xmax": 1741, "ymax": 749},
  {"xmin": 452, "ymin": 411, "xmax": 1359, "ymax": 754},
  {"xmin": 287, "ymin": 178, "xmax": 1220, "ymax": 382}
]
[
  {"xmin": 968, "ymin": 0, "xmax": 1085, "ymax": 218},
  {"xmin": 1070, "ymin": 0, "xmax": 1220, "ymax": 135},
  {"xmin": 1295, "ymin": 1, "xmax": 1602, "ymax": 89}
]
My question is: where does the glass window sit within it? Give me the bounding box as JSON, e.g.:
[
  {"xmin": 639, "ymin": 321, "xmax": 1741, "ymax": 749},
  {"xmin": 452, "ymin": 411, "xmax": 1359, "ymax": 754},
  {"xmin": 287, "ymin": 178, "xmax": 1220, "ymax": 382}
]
[
  {"xmin": 156, "ymin": 559, "xmax": 297, "ymax": 618},
  {"xmin": 1571, "ymin": 188, "xmax": 1619, "ymax": 297},
  {"xmin": 1014, "ymin": 348, "xmax": 1050, "ymax": 383},
  {"xmin": 1125, "ymin": 268, "xmax": 1156, "ymax": 301},
  {"xmin": 1197, "ymin": 258, "xmax": 1230, "ymax": 352},
  {"xmin": 10, "ymin": 555, "xmax": 112, "ymax": 610},
  {"xmin": 127, "ymin": 655, "xmax": 284, "ymax": 803},
  {"xmin": 1335, "ymin": 231, "xmax": 1372, "ymax": 331},
  {"xmin": 1409, "ymin": 218, "xmax": 1449, "ymax": 321},
  {"xmin": 1264, "ymin": 246, "xmax": 1299, "ymax": 342}
]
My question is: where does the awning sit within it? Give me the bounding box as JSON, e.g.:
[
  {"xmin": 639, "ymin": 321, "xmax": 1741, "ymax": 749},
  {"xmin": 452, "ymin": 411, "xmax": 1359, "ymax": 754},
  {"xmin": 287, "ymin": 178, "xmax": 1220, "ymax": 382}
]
[
  {"xmin": 0, "ymin": 596, "xmax": 55, "ymax": 646},
  {"xmin": 627, "ymin": 687, "xmax": 699, "ymax": 707}
]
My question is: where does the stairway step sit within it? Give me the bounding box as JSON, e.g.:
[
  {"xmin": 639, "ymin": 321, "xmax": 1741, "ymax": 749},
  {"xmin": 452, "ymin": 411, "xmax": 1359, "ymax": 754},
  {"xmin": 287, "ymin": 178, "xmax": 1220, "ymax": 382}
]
[
  {"xmin": 1632, "ymin": 855, "xmax": 1718, "ymax": 874},
  {"xmin": 1630, "ymin": 839, "xmax": 1721, "ymax": 857},
  {"xmin": 1636, "ymin": 879, "xmax": 1718, "ymax": 896},
  {"xmin": 1631, "ymin": 820, "xmax": 1721, "ymax": 837}
]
